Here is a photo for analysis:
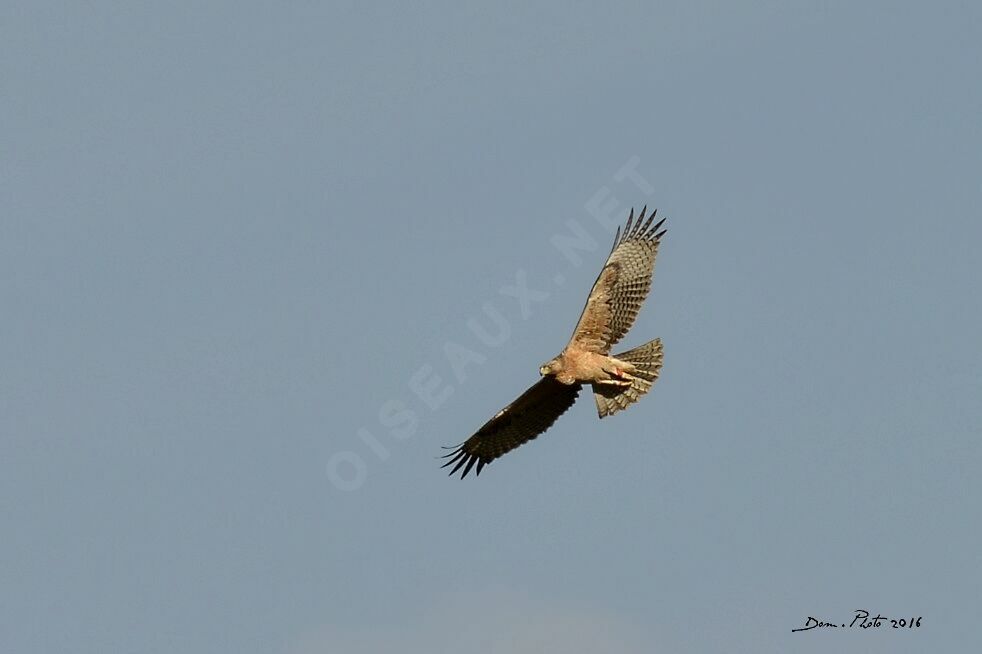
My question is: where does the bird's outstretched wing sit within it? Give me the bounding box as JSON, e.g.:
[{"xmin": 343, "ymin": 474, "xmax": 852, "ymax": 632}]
[
  {"xmin": 441, "ymin": 377, "xmax": 581, "ymax": 478},
  {"xmin": 568, "ymin": 207, "xmax": 666, "ymax": 353}
]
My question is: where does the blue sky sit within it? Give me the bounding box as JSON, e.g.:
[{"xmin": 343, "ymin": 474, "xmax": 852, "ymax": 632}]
[{"xmin": 2, "ymin": 2, "xmax": 981, "ymax": 653}]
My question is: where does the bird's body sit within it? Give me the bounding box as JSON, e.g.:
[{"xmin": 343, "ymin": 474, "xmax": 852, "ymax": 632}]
[
  {"xmin": 541, "ymin": 349, "xmax": 637, "ymax": 387},
  {"xmin": 442, "ymin": 206, "xmax": 668, "ymax": 478}
]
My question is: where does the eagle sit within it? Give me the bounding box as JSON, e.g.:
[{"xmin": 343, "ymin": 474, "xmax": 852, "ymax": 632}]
[{"xmin": 441, "ymin": 206, "xmax": 667, "ymax": 478}]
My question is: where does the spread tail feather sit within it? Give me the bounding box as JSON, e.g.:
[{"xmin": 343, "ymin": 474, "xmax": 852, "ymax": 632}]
[{"xmin": 593, "ymin": 338, "xmax": 663, "ymax": 418}]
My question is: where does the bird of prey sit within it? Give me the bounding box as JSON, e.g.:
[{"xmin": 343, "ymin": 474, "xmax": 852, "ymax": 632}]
[{"xmin": 441, "ymin": 206, "xmax": 667, "ymax": 478}]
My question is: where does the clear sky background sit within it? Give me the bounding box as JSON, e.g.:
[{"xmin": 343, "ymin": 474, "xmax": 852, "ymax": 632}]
[{"xmin": 3, "ymin": 2, "xmax": 981, "ymax": 653}]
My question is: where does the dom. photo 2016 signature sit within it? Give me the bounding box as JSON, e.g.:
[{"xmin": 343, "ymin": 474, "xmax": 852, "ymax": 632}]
[{"xmin": 792, "ymin": 610, "xmax": 923, "ymax": 633}]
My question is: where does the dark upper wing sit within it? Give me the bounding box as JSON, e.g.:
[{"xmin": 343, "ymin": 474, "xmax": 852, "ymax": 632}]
[
  {"xmin": 567, "ymin": 207, "xmax": 666, "ymax": 353},
  {"xmin": 441, "ymin": 377, "xmax": 581, "ymax": 478}
]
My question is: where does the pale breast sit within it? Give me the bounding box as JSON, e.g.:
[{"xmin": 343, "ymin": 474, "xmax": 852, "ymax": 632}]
[{"xmin": 560, "ymin": 348, "xmax": 608, "ymax": 383}]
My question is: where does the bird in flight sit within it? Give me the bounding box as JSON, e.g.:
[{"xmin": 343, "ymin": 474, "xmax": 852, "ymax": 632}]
[{"xmin": 441, "ymin": 206, "xmax": 667, "ymax": 478}]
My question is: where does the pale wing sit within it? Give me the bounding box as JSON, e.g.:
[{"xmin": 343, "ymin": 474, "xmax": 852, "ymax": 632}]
[
  {"xmin": 441, "ymin": 377, "xmax": 581, "ymax": 479},
  {"xmin": 568, "ymin": 207, "xmax": 666, "ymax": 353}
]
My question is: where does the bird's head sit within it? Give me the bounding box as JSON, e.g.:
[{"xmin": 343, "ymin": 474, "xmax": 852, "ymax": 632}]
[{"xmin": 539, "ymin": 357, "xmax": 562, "ymax": 377}]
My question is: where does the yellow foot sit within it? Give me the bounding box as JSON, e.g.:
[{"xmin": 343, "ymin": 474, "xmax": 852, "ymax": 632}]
[{"xmin": 597, "ymin": 378, "xmax": 632, "ymax": 387}]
